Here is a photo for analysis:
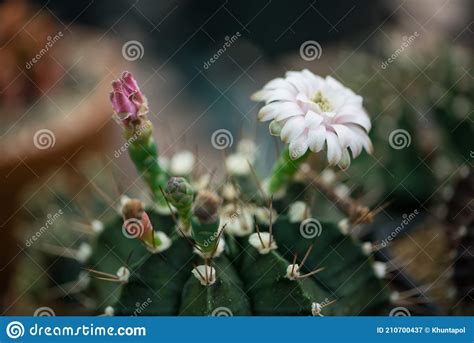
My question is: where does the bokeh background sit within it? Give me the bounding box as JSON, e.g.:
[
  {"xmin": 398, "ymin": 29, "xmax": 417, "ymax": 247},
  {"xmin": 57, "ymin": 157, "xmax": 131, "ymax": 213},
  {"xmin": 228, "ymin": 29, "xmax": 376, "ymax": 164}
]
[{"xmin": 0, "ymin": 0, "xmax": 472, "ymax": 315}]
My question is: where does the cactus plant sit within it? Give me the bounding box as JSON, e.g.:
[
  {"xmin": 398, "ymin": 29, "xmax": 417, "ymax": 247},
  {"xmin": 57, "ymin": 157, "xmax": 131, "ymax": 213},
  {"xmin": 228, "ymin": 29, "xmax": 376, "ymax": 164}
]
[{"xmin": 78, "ymin": 70, "xmax": 392, "ymax": 316}]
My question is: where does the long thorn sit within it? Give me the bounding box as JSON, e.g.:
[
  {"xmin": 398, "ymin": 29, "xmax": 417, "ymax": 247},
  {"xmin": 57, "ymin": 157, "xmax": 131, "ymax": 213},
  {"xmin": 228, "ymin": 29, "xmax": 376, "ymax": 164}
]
[
  {"xmin": 255, "ymin": 224, "xmax": 266, "ymax": 248},
  {"xmin": 291, "ymin": 253, "xmax": 298, "ymax": 276},
  {"xmin": 247, "ymin": 159, "xmax": 267, "ymax": 202},
  {"xmin": 159, "ymin": 186, "xmax": 178, "ymax": 224},
  {"xmin": 84, "ymin": 268, "xmax": 117, "ymax": 279},
  {"xmin": 193, "ymin": 263, "xmax": 206, "ymax": 281},
  {"xmin": 268, "ymin": 196, "xmax": 274, "ymax": 247},
  {"xmin": 298, "ymin": 267, "xmax": 324, "ymax": 279},
  {"xmin": 299, "ymin": 244, "xmax": 314, "ymax": 270}
]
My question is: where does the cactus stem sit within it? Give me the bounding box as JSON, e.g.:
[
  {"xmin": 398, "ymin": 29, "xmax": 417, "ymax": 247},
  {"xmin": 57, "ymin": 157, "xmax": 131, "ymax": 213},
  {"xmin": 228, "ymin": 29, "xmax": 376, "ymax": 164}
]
[
  {"xmin": 267, "ymin": 146, "xmax": 309, "ymax": 194},
  {"xmin": 304, "ymin": 171, "xmax": 376, "ymax": 224},
  {"xmin": 299, "ymin": 244, "xmax": 314, "ymax": 270}
]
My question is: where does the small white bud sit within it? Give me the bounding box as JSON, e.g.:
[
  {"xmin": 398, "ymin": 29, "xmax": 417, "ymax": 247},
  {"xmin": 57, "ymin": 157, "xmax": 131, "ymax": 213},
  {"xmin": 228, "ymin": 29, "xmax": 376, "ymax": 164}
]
[
  {"xmin": 320, "ymin": 169, "xmax": 336, "ymax": 185},
  {"xmin": 334, "ymin": 184, "xmax": 350, "ymax": 198},
  {"xmin": 337, "ymin": 218, "xmax": 350, "ymax": 235},
  {"xmin": 221, "ymin": 183, "xmax": 239, "ymax": 201},
  {"xmin": 248, "ymin": 232, "xmax": 277, "ymax": 254},
  {"xmin": 116, "ymin": 266, "xmax": 130, "ymax": 283},
  {"xmin": 288, "ymin": 201, "xmax": 309, "ymax": 223},
  {"xmin": 194, "ymin": 238, "xmax": 225, "ymax": 258},
  {"xmin": 225, "ymin": 153, "xmax": 250, "ymax": 175},
  {"xmin": 192, "ymin": 265, "xmax": 216, "ymax": 286},
  {"xmin": 119, "ymin": 195, "xmax": 131, "ymax": 212},
  {"xmin": 91, "ymin": 220, "xmax": 104, "ymax": 234},
  {"xmin": 373, "ymin": 262, "xmax": 387, "ymax": 279},
  {"xmin": 311, "ymin": 302, "xmax": 323, "ymax": 316},
  {"xmin": 104, "ymin": 306, "xmax": 115, "ymax": 316},
  {"xmin": 361, "ymin": 242, "xmax": 373, "ymax": 255},
  {"xmin": 221, "ymin": 204, "xmax": 254, "ymax": 237},
  {"xmin": 170, "ymin": 150, "xmax": 195, "ymax": 176},
  {"xmin": 147, "ymin": 231, "xmax": 172, "ymax": 254},
  {"xmin": 285, "ymin": 264, "xmax": 300, "ymax": 280},
  {"xmin": 76, "ymin": 243, "xmax": 92, "ymax": 263},
  {"xmin": 390, "ymin": 291, "xmax": 400, "ymax": 302}
]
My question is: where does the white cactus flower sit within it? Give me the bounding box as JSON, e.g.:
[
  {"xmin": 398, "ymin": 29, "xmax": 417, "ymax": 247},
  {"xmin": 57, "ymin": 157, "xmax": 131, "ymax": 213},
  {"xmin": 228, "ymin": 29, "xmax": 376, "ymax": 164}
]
[{"xmin": 252, "ymin": 69, "xmax": 373, "ymax": 168}]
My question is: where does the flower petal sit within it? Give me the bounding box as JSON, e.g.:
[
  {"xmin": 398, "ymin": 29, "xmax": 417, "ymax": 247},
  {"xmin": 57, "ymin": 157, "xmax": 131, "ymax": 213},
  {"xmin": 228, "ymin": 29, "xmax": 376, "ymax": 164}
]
[
  {"xmin": 332, "ymin": 124, "xmax": 356, "ymax": 148},
  {"xmin": 280, "ymin": 116, "xmax": 306, "ymax": 143},
  {"xmin": 307, "ymin": 125, "xmax": 327, "ymax": 152},
  {"xmin": 326, "ymin": 131, "xmax": 343, "ymax": 165},
  {"xmin": 289, "ymin": 135, "xmax": 309, "ymax": 160},
  {"xmin": 257, "ymin": 102, "xmax": 303, "ymax": 121},
  {"xmin": 305, "ymin": 110, "xmax": 324, "ymax": 129},
  {"xmin": 334, "ymin": 113, "xmax": 371, "ymax": 131}
]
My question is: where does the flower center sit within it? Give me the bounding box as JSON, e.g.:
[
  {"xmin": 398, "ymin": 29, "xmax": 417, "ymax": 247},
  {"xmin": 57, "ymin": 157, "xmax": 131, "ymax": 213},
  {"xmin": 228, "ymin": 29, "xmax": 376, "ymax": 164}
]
[{"xmin": 311, "ymin": 91, "xmax": 332, "ymax": 112}]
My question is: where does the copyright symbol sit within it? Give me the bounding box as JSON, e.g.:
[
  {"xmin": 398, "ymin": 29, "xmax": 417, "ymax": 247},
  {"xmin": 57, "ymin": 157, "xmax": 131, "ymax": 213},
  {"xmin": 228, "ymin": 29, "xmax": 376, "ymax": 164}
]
[{"xmin": 424, "ymin": 327, "xmax": 430, "ymax": 333}]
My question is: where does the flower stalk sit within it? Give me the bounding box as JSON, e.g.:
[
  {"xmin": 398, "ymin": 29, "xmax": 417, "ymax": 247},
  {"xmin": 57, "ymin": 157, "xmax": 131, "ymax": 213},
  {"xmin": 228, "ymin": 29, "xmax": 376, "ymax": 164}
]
[
  {"xmin": 267, "ymin": 146, "xmax": 309, "ymax": 194},
  {"xmin": 110, "ymin": 71, "xmax": 168, "ymax": 207}
]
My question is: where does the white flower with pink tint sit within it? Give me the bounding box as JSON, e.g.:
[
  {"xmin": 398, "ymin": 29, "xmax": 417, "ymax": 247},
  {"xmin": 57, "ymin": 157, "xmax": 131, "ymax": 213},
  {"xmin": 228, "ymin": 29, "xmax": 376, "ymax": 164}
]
[{"xmin": 252, "ymin": 69, "xmax": 372, "ymax": 168}]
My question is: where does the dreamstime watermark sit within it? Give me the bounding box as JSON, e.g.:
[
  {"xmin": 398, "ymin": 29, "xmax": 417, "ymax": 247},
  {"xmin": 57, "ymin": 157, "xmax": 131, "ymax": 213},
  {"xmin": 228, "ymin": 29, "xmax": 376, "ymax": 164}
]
[
  {"xmin": 131, "ymin": 298, "xmax": 152, "ymax": 316},
  {"xmin": 122, "ymin": 40, "xmax": 144, "ymax": 61},
  {"xmin": 34, "ymin": 307, "xmax": 56, "ymax": 317},
  {"xmin": 6, "ymin": 321, "xmax": 24, "ymax": 339},
  {"xmin": 299, "ymin": 218, "xmax": 322, "ymax": 239},
  {"xmin": 203, "ymin": 32, "xmax": 241, "ymax": 70},
  {"xmin": 389, "ymin": 129, "xmax": 411, "ymax": 150},
  {"xmin": 381, "ymin": 32, "xmax": 420, "ymax": 69},
  {"xmin": 113, "ymin": 121, "xmax": 151, "ymax": 158},
  {"xmin": 25, "ymin": 31, "xmax": 64, "ymax": 70},
  {"xmin": 389, "ymin": 306, "xmax": 411, "ymax": 316},
  {"xmin": 211, "ymin": 306, "xmax": 233, "ymax": 316},
  {"xmin": 33, "ymin": 129, "xmax": 56, "ymax": 150},
  {"xmin": 380, "ymin": 209, "xmax": 419, "ymax": 248},
  {"xmin": 25, "ymin": 209, "xmax": 63, "ymax": 247},
  {"xmin": 122, "ymin": 218, "xmax": 145, "ymax": 240},
  {"xmin": 300, "ymin": 40, "xmax": 322, "ymax": 61},
  {"xmin": 6, "ymin": 322, "xmax": 146, "ymax": 339},
  {"xmin": 211, "ymin": 129, "xmax": 233, "ymax": 150}
]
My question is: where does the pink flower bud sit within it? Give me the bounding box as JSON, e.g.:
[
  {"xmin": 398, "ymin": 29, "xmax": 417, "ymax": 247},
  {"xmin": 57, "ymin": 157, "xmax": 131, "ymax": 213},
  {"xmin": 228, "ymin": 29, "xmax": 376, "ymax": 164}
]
[
  {"xmin": 110, "ymin": 71, "xmax": 148, "ymax": 126},
  {"xmin": 122, "ymin": 199, "xmax": 154, "ymax": 246}
]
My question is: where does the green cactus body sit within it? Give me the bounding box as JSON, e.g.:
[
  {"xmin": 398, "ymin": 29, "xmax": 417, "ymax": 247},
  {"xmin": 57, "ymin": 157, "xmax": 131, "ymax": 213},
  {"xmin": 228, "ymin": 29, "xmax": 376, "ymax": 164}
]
[{"xmin": 84, "ymin": 204, "xmax": 389, "ymax": 316}]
